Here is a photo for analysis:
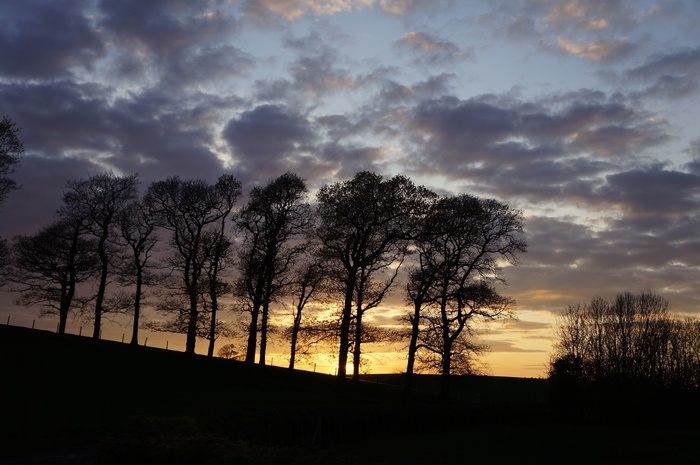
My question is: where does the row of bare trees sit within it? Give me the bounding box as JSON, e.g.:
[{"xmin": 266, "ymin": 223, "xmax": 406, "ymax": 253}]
[
  {"xmin": 550, "ymin": 291, "xmax": 700, "ymax": 422},
  {"xmin": 2, "ymin": 168, "xmax": 527, "ymax": 399}
]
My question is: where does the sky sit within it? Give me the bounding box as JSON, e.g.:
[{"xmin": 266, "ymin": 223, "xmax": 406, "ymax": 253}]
[{"xmin": 1, "ymin": 0, "xmax": 700, "ymax": 377}]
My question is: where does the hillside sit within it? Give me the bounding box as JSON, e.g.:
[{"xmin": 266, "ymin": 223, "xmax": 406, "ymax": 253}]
[
  {"xmin": 3, "ymin": 324, "xmax": 697, "ymax": 465},
  {"xmin": 0, "ymin": 325, "xmax": 543, "ymax": 450}
]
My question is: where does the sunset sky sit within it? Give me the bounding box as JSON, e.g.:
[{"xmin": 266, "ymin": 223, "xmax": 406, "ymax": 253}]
[{"xmin": 2, "ymin": 1, "xmax": 700, "ymax": 377}]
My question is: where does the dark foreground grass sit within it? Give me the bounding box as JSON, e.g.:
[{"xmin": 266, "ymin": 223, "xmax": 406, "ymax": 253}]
[
  {"xmin": 91, "ymin": 420, "xmax": 700, "ymax": 465},
  {"xmin": 2, "ymin": 324, "xmax": 699, "ymax": 465}
]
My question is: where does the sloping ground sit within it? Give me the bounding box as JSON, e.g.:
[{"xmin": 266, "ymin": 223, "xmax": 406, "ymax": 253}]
[
  {"xmin": 0, "ymin": 324, "xmax": 546, "ymax": 456},
  {"xmin": 2, "ymin": 325, "xmax": 699, "ymax": 464}
]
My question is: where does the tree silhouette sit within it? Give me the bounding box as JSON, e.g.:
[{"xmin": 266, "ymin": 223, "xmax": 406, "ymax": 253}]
[
  {"xmin": 287, "ymin": 258, "xmax": 328, "ymax": 369},
  {"xmin": 0, "ymin": 114, "xmax": 23, "ymax": 207},
  {"xmin": 235, "ymin": 173, "xmax": 311, "ymax": 364},
  {"xmin": 11, "ymin": 218, "xmax": 98, "ymax": 334},
  {"xmin": 115, "ymin": 199, "xmax": 159, "ymax": 346},
  {"xmin": 61, "ymin": 173, "xmax": 139, "ymax": 339},
  {"xmin": 404, "ymin": 194, "xmax": 526, "ymax": 400},
  {"xmin": 0, "ymin": 113, "xmax": 24, "ymax": 280},
  {"xmin": 315, "ymin": 171, "xmax": 433, "ymax": 380},
  {"xmin": 144, "ymin": 175, "xmax": 241, "ymax": 355},
  {"xmin": 550, "ymin": 291, "xmax": 700, "ymax": 423}
]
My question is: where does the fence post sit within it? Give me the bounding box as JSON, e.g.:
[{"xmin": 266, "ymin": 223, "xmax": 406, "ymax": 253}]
[
  {"xmin": 121, "ymin": 334, "xmax": 124, "ymax": 343},
  {"xmin": 144, "ymin": 337, "xmax": 148, "ymax": 347},
  {"xmin": 79, "ymin": 326, "xmax": 82, "ymax": 336},
  {"xmin": 166, "ymin": 341, "xmax": 169, "ymax": 350},
  {"xmin": 32, "ymin": 320, "xmax": 35, "ymax": 329},
  {"xmin": 6, "ymin": 315, "xmax": 9, "ymax": 325}
]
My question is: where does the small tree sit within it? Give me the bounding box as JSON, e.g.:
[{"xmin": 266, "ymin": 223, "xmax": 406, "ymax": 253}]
[
  {"xmin": 10, "ymin": 218, "xmax": 99, "ymax": 334},
  {"xmin": 218, "ymin": 343, "xmax": 241, "ymax": 360}
]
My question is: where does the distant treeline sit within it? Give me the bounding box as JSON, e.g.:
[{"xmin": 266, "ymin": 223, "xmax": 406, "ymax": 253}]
[{"xmin": 549, "ymin": 291, "xmax": 700, "ymax": 425}]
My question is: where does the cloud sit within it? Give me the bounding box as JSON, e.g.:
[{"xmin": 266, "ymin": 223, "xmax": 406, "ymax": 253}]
[
  {"xmin": 624, "ymin": 47, "xmax": 700, "ymax": 99},
  {"xmin": 376, "ymin": 88, "xmax": 682, "ymax": 228},
  {"xmin": 377, "ymin": 73, "xmax": 454, "ymax": 104},
  {"xmin": 394, "ymin": 32, "xmax": 473, "ymax": 66},
  {"xmin": 223, "ymin": 104, "xmax": 319, "ymax": 179},
  {"xmin": 403, "ymin": 91, "xmax": 669, "ymax": 179},
  {"xmin": 0, "ymin": 81, "xmax": 234, "ymax": 184},
  {"xmin": 600, "ymin": 164, "xmax": 700, "ymax": 217},
  {"xmin": 319, "ymin": 143, "xmax": 389, "ymax": 179},
  {"xmin": 98, "ymin": 0, "xmax": 234, "ymax": 55},
  {"xmin": 97, "ymin": 0, "xmax": 241, "ymax": 90},
  {"xmin": 483, "ymin": 340, "xmax": 548, "ymax": 353},
  {"xmin": 505, "ymin": 16, "xmax": 538, "ymax": 40},
  {"xmin": 555, "ymin": 37, "xmax": 636, "ymax": 61},
  {"xmin": 542, "ymin": 0, "xmax": 629, "ymax": 33},
  {"xmin": 379, "ymin": 0, "xmax": 452, "ymax": 17},
  {"xmin": 242, "ymin": 0, "xmax": 372, "ymax": 21},
  {"xmin": 289, "ymin": 48, "xmax": 357, "ymax": 96},
  {"xmin": 0, "ymin": 0, "xmax": 104, "ymax": 79},
  {"xmin": 160, "ymin": 45, "xmax": 256, "ymax": 89}
]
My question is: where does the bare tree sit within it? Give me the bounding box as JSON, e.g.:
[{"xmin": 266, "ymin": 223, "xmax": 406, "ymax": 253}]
[
  {"xmin": 218, "ymin": 343, "xmax": 241, "ymax": 360},
  {"xmin": 61, "ymin": 173, "xmax": 139, "ymax": 339},
  {"xmin": 234, "ymin": 173, "xmax": 311, "ymax": 365},
  {"xmin": 287, "ymin": 259, "xmax": 327, "ymax": 369},
  {"xmin": 0, "ymin": 113, "xmax": 24, "ymax": 280},
  {"xmin": 10, "ymin": 218, "xmax": 98, "ymax": 334},
  {"xmin": 550, "ymin": 291, "xmax": 700, "ymax": 422},
  {"xmin": 404, "ymin": 251, "xmax": 440, "ymax": 396},
  {"xmin": 201, "ymin": 229, "xmax": 234, "ymax": 357},
  {"xmin": 115, "ymin": 199, "xmax": 159, "ymax": 345},
  {"xmin": 144, "ymin": 175, "xmax": 241, "ymax": 355},
  {"xmin": 350, "ymin": 257, "xmax": 403, "ymax": 381},
  {"xmin": 404, "ymin": 194, "xmax": 526, "ymax": 400},
  {"xmin": 315, "ymin": 171, "xmax": 433, "ymax": 380},
  {"xmin": 0, "ymin": 113, "xmax": 23, "ymax": 207}
]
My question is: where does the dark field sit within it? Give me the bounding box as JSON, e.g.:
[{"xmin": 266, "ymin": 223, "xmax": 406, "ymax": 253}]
[{"xmin": 1, "ymin": 324, "xmax": 698, "ymax": 464}]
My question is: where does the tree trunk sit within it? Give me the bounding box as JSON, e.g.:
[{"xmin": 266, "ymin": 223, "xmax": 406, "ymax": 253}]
[
  {"xmin": 93, "ymin": 240, "xmax": 109, "ymax": 339},
  {"xmin": 185, "ymin": 291, "xmax": 198, "ymax": 355},
  {"xmin": 337, "ymin": 275, "xmax": 356, "ymax": 380},
  {"xmin": 439, "ymin": 354, "xmax": 451, "ymax": 402},
  {"xmin": 245, "ymin": 304, "xmax": 259, "ymax": 363},
  {"xmin": 130, "ymin": 269, "xmax": 142, "ymax": 345},
  {"xmin": 207, "ymin": 286, "xmax": 218, "ymax": 358},
  {"xmin": 289, "ymin": 302, "xmax": 301, "ymax": 370},
  {"xmin": 404, "ymin": 302, "xmax": 421, "ymax": 397},
  {"xmin": 352, "ymin": 309, "xmax": 364, "ymax": 382},
  {"xmin": 439, "ymin": 311, "xmax": 452, "ymax": 402},
  {"xmin": 258, "ymin": 300, "xmax": 269, "ymax": 365},
  {"xmin": 58, "ymin": 304, "xmax": 68, "ymax": 335}
]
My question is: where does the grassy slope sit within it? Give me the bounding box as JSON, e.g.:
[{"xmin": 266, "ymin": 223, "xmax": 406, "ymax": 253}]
[{"xmin": 1, "ymin": 324, "xmax": 698, "ymax": 464}]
